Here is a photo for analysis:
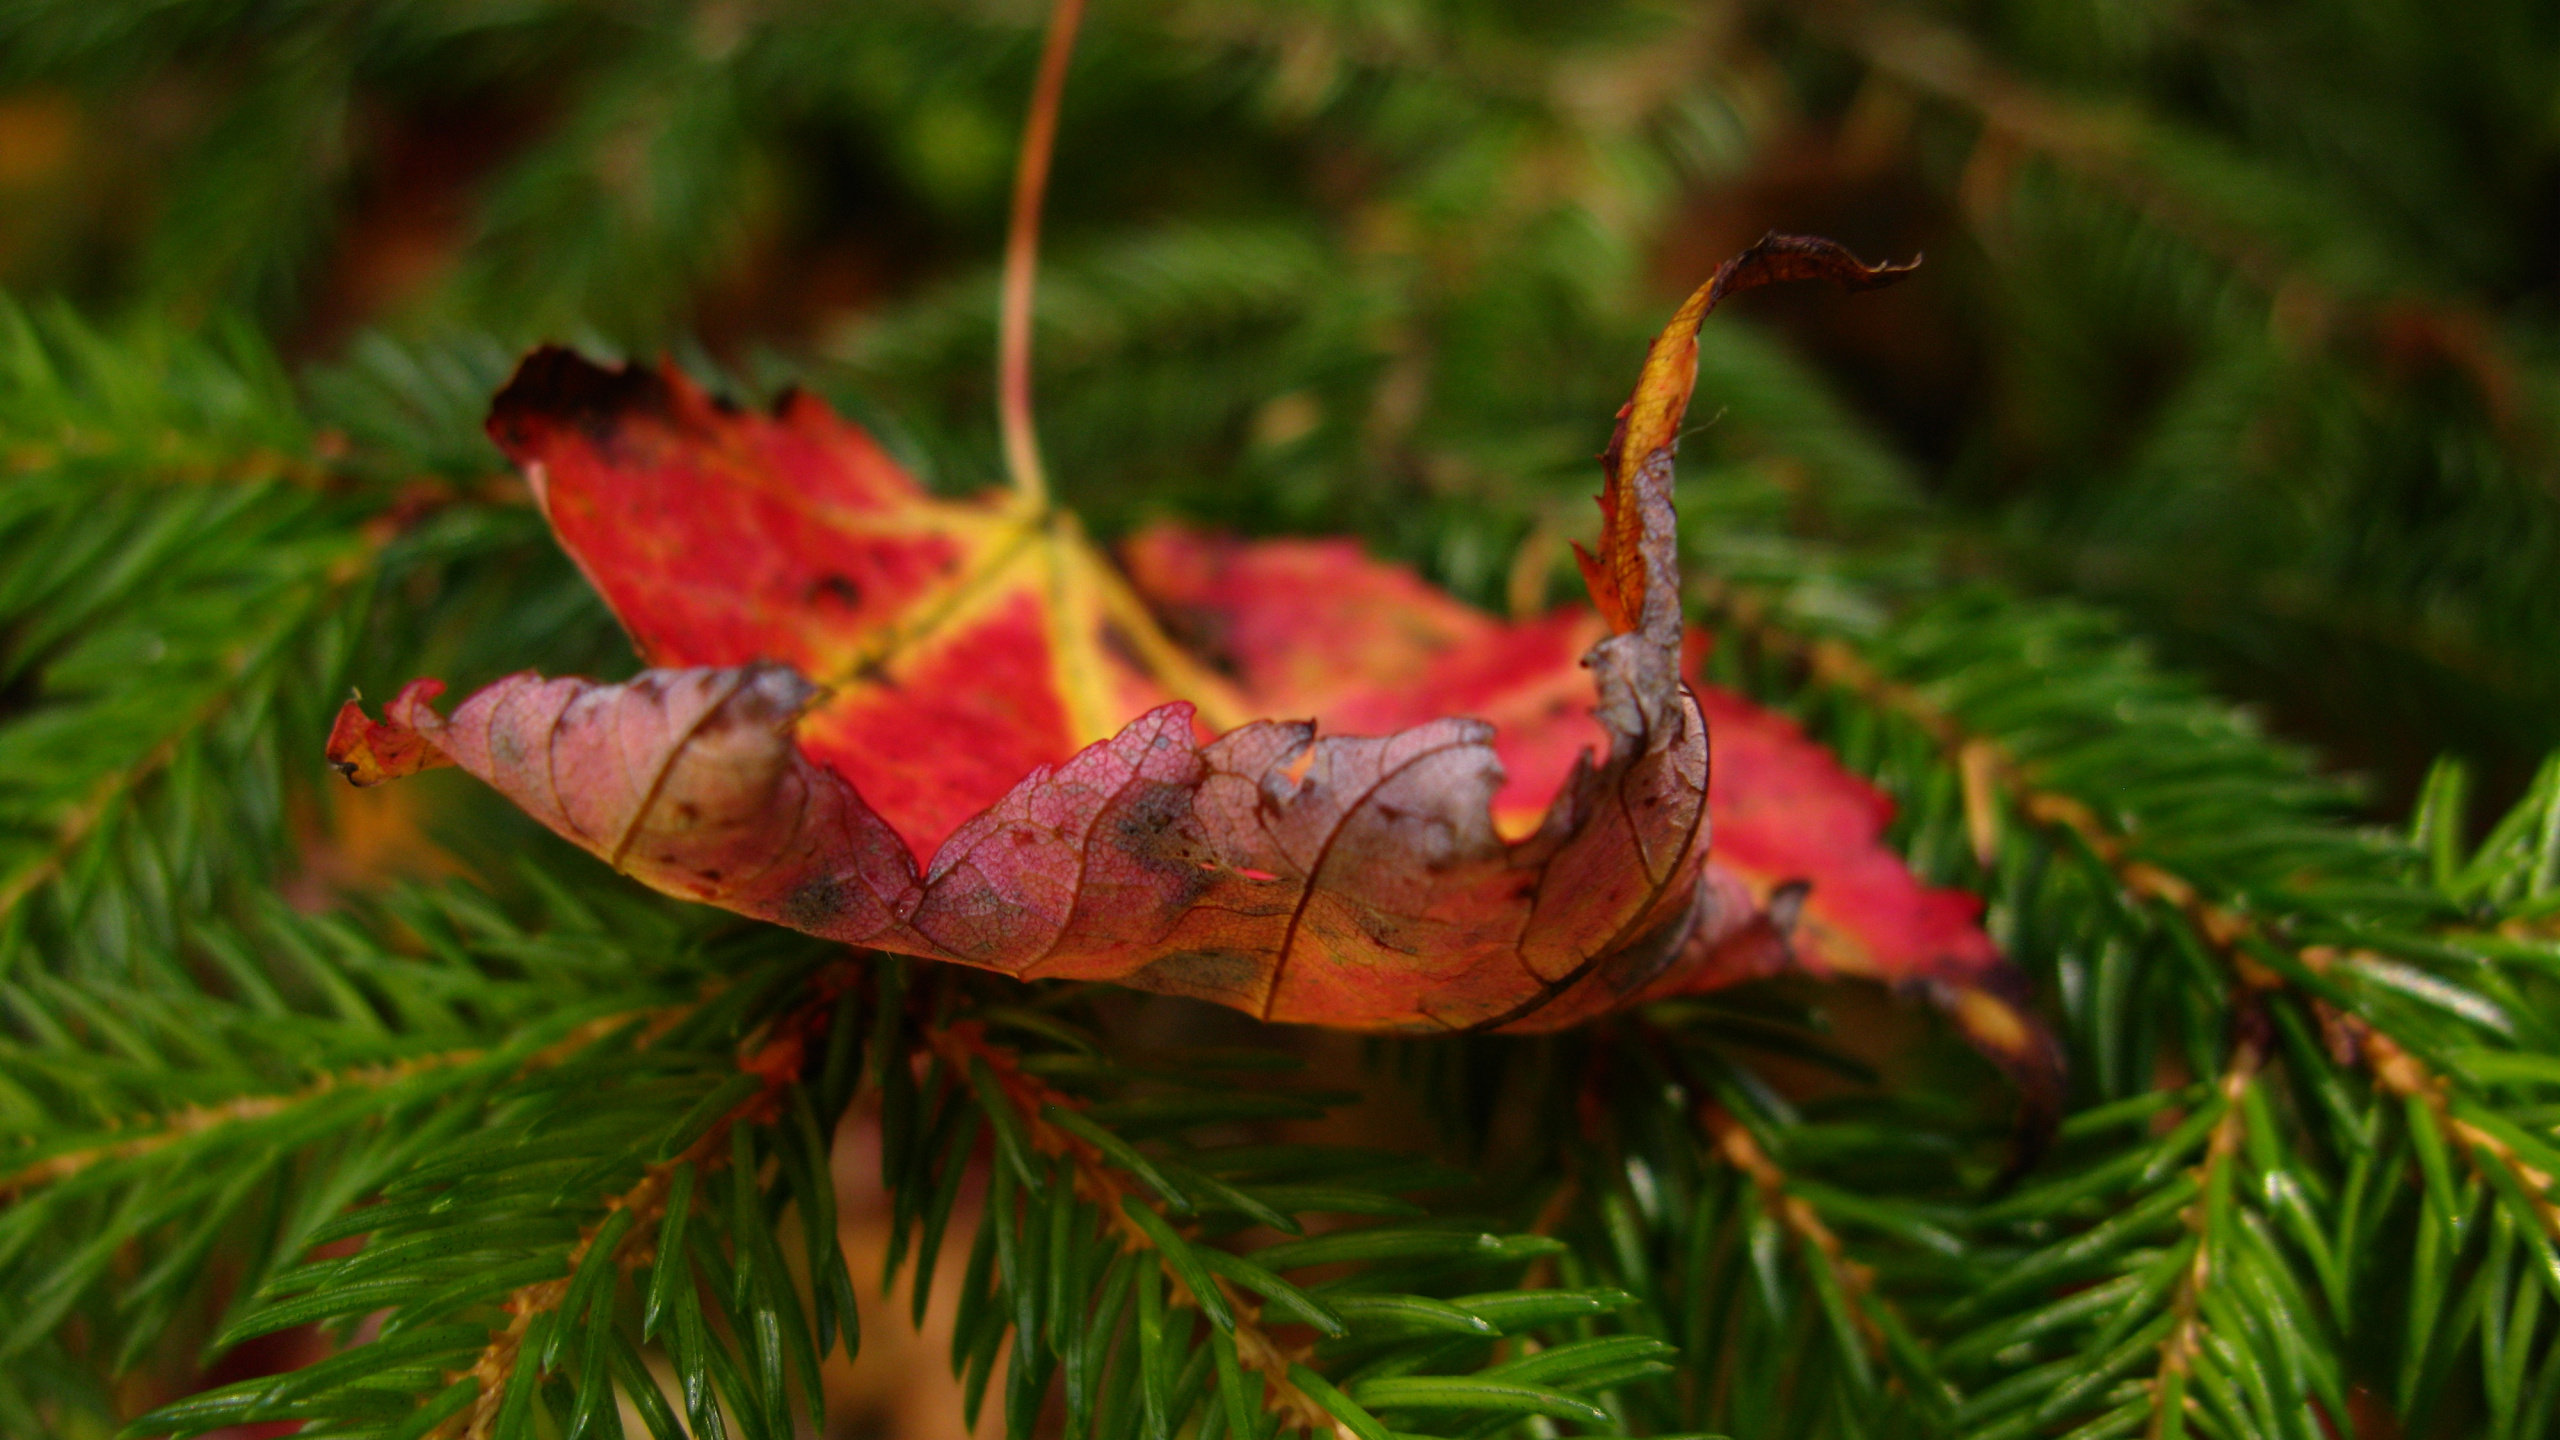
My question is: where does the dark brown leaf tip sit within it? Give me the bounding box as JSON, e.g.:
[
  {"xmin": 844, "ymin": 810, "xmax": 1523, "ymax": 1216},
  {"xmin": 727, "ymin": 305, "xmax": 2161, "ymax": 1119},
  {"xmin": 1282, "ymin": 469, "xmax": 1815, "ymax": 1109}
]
[
  {"xmin": 486, "ymin": 347, "xmax": 675, "ymax": 455},
  {"xmin": 1703, "ymin": 233, "xmax": 1922, "ymax": 311}
]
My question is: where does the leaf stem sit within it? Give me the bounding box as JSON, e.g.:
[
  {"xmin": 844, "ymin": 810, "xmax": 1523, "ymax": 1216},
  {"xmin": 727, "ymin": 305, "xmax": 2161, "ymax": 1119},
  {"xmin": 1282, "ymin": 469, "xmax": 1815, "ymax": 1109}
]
[{"xmin": 998, "ymin": 0, "xmax": 1087, "ymax": 508}]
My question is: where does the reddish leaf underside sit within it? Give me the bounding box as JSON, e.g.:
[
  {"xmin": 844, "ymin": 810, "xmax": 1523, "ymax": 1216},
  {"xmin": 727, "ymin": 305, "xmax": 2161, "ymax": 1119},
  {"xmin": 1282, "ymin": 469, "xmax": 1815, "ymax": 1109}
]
[{"xmin": 330, "ymin": 236, "xmax": 2050, "ymax": 1077}]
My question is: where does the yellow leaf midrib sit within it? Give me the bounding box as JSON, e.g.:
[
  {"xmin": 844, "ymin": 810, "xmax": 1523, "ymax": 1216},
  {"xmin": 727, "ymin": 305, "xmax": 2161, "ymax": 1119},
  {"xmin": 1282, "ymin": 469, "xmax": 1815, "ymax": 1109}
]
[{"xmin": 814, "ymin": 494, "xmax": 1251, "ymax": 746}]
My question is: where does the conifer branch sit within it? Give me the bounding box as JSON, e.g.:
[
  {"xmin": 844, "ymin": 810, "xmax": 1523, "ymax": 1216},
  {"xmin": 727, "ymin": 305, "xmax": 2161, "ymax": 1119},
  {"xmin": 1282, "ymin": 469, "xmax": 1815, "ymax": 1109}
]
[
  {"xmin": 2322, "ymin": 972, "xmax": 2560, "ymax": 1247},
  {"xmin": 1704, "ymin": 579, "xmax": 2558, "ymax": 1430},
  {"xmin": 2, "ymin": 441, "xmax": 328, "ymax": 490},
  {"xmin": 0, "ymin": 378, "xmax": 391, "ymax": 958},
  {"xmin": 2148, "ymin": 1034, "xmax": 2261, "ymax": 1439},
  {"xmin": 1699, "ymin": 1102, "xmax": 1889, "ymax": 1360},
  {"xmin": 1772, "ymin": 612, "xmax": 2560, "ymax": 1244},
  {"xmin": 929, "ymin": 1019, "xmax": 1349, "ymax": 1438},
  {"xmin": 440, "ymin": 963, "xmax": 858, "ymax": 1438},
  {"xmin": 0, "ymin": 1049, "xmax": 474, "ymax": 1202},
  {"xmin": 3, "ymin": 989, "xmax": 702, "ymax": 1202},
  {"xmin": 446, "ymin": 1149, "xmax": 680, "ymax": 1440},
  {"xmin": 0, "ymin": 606, "xmax": 343, "ymax": 924},
  {"xmin": 931, "ymin": 1021, "xmax": 1146, "ymax": 1242},
  {"xmin": 1712, "ymin": 583, "xmax": 2531, "ymax": 1028}
]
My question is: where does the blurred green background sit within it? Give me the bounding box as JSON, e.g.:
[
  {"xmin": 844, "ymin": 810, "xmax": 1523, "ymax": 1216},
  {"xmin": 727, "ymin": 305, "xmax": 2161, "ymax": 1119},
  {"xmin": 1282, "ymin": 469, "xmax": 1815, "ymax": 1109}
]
[{"xmin": 5, "ymin": 0, "xmax": 2554, "ymax": 817}]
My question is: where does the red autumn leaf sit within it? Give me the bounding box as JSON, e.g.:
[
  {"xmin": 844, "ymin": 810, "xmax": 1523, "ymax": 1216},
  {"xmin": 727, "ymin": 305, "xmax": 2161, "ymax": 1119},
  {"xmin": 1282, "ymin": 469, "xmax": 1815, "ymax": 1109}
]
[{"xmin": 329, "ymin": 235, "xmax": 2048, "ymax": 1075}]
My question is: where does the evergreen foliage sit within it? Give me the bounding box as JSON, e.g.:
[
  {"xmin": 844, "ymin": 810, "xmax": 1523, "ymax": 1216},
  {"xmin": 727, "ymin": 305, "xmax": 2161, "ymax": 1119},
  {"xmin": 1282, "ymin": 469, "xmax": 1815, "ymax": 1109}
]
[{"xmin": 1, "ymin": 3, "xmax": 2556, "ymax": 1438}]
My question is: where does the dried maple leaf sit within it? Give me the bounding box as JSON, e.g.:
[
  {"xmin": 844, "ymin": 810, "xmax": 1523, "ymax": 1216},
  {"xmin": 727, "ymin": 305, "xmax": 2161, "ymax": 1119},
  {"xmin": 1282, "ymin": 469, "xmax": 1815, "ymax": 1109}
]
[
  {"xmin": 1118, "ymin": 526, "xmax": 2051, "ymax": 1078},
  {"xmin": 329, "ymin": 236, "xmax": 2050, "ymax": 1082}
]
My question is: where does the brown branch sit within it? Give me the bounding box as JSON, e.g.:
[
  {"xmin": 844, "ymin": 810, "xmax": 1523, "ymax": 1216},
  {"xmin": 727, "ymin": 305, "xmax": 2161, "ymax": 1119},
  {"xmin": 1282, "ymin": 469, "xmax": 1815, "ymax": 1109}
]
[
  {"xmin": 1, "ymin": 1052, "xmax": 467, "ymax": 1202},
  {"xmin": 0, "ymin": 681, "xmax": 247, "ymax": 922},
  {"xmin": 930, "ymin": 1020, "xmax": 1345, "ymax": 1438},
  {"xmin": 0, "ymin": 1001, "xmax": 695, "ymax": 1203},
  {"xmin": 5, "ymin": 976, "xmax": 777, "ymax": 1432},
  {"xmin": 433, "ymin": 967, "xmax": 856, "ymax": 1439},
  {"xmin": 2304, "ymin": 951, "xmax": 2560, "ymax": 1245},
  {"xmin": 450, "ymin": 1153, "xmax": 684, "ymax": 1440},
  {"xmin": 1707, "ymin": 588, "xmax": 2260, "ymax": 943},
  {"xmin": 996, "ymin": 0, "xmax": 1087, "ymax": 507},
  {"xmin": 2148, "ymin": 1037, "xmax": 2260, "ymax": 1438},
  {"xmin": 1700, "ymin": 1102, "xmax": 1891, "ymax": 1358}
]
